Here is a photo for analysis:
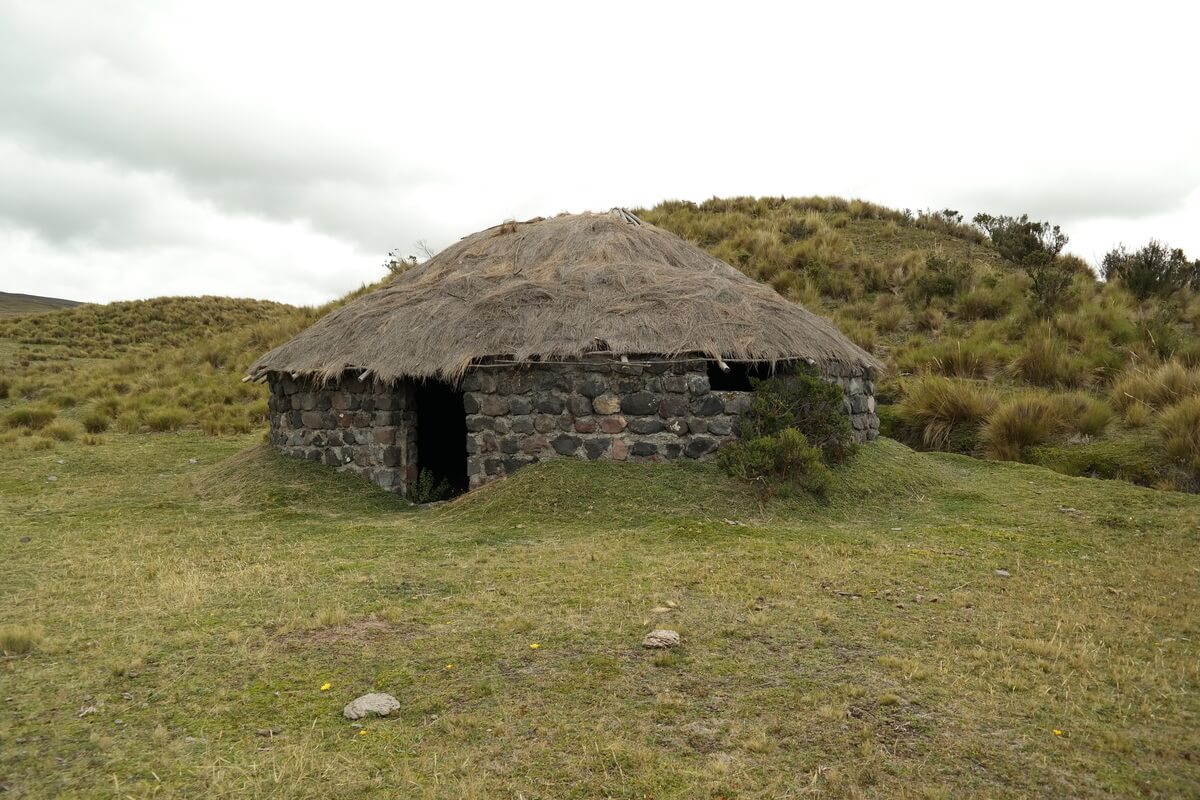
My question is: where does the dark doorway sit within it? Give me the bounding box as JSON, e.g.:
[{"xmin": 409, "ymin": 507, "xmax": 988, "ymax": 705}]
[
  {"xmin": 415, "ymin": 380, "xmax": 469, "ymax": 496},
  {"xmin": 707, "ymin": 361, "xmax": 773, "ymax": 392}
]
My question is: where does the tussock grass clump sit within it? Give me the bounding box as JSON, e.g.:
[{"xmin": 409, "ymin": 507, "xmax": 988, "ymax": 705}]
[
  {"xmin": 42, "ymin": 419, "xmax": 82, "ymax": 442},
  {"xmin": 896, "ymin": 376, "xmax": 996, "ymax": 451},
  {"xmin": 983, "ymin": 395, "xmax": 1064, "ymax": 462},
  {"xmin": 3, "ymin": 404, "xmax": 57, "ymax": 430},
  {"xmin": 1011, "ymin": 336, "xmax": 1086, "ymax": 388},
  {"xmin": 1051, "ymin": 392, "xmax": 1114, "ymax": 437},
  {"xmin": 80, "ymin": 408, "xmax": 111, "ymax": 434},
  {"xmin": 0, "ymin": 624, "xmax": 44, "ymax": 656},
  {"xmin": 1159, "ymin": 397, "xmax": 1200, "ymax": 473},
  {"xmin": 145, "ymin": 408, "xmax": 187, "ymax": 432},
  {"xmin": 1110, "ymin": 361, "xmax": 1200, "ymax": 432}
]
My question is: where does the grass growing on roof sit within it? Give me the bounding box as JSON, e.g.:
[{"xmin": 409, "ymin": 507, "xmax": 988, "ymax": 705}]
[{"xmin": 1, "ymin": 432, "xmax": 1198, "ymax": 798}]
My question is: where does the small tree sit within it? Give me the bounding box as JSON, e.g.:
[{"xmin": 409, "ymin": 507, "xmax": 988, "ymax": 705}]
[
  {"xmin": 1101, "ymin": 240, "xmax": 1199, "ymax": 300},
  {"xmin": 973, "ymin": 213, "xmax": 1072, "ymax": 316}
]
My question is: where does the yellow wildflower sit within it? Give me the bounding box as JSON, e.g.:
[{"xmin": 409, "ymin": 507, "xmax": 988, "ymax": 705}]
[
  {"xmin": 359, "ymin": 730, "xmax": 368, "ymax": 736},
  {"xmin": 1053, "ymin": 729, "xmax": 1063, "ymax": 736},
  {"xmin": 529, "ymin": 643, "xmax": 540, "ymax": 650},
  {"xmin": 445, "ymin": 663, "xmax": 454, "ymax": 670},
  {"xmin": 320, "ymin": 682, "xmax": 331, "ymax": 691}
]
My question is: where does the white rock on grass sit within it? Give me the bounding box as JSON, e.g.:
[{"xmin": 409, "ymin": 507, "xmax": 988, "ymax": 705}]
[
  {"xmin": 642, "ymin": 630, "xmax": 681, "ymax": 649},
  {"xmin": 342, "ymin": 693, "xmax": 400, "ymax": 720}
]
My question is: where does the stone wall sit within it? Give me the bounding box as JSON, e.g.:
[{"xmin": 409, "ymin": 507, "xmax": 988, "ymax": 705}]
[
  {"xmin": 460, "ymin": 360, "xmax": 748, "ymax": 490},
  {"xmin": 824, "ymin": 360, "xmax": 881, "ymax": 441},
  {"xmin": 267, "ymin": 375, "xmax": 417, "ymax": 494},
  {"xmin": 265, "ymin": 358, "xmax": 879, "ymax": 496}
]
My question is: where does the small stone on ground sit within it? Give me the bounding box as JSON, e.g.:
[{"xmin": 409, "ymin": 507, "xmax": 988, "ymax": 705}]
[
  {"xmin": 994, "ymin": 569, "xmax": 1011, "ymax": 578},
  {"xmin": 642, "ymin": 629, "xmax": 681, "ymax": 649},
  {"xmin": 343, "ymin": 692, "xmax": 401, "ymax": 720}
]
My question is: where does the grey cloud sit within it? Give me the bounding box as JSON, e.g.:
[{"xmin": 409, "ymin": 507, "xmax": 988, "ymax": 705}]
[
  {"xmin": 0, "ymin": 4, "xmax": 447, "ymax": 247},
  {"xmin": 951, "ymin": 169, "xmax": 1200, "ymax": 225}
]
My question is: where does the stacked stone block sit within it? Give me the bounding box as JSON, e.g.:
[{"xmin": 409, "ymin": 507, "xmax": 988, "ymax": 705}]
[
  {"xmin": 267, "ymin": 375, "xmax": 417, "ymax": 494},
  {"xmin": 460, "ymin": 359, "xmax": 753, "ymax": 489},
  {"xmin": 265, "ymin": 358, "xmax": 879, "ymax": 496},
  {"xmin": 822, "ymin": 360, "xmax": 881, "ymax": 441}
]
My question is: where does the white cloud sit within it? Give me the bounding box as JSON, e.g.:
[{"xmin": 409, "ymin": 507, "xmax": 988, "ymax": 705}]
[{"xmin": 1, "ymin": 0, "xmax": 1198, "ymax": 303}]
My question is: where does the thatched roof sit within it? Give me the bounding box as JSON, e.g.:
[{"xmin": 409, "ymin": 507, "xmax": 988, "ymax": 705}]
[{"xmin": 247, "ymin": 209, "xmax": 882, "ymax": 382}]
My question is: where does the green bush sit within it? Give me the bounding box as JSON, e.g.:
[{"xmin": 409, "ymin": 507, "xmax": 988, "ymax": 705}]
[
  {"xmin": 717, "ymin": 428, "xmax": 832, "ymax": 498},
  {"xmin": 1102, "ymin": 240, "xmax": 1199, "ymax": 300},
  {"xmin": 911, "ymin": 254, "xmax": 972, "ymax": 304},
  {"xmin": 3, "ymin": 404, "xmax": 57, "ymax": 430},
  {"xmin": 735, "ymin": 364, "xmax": 856, "ymax": 465}
]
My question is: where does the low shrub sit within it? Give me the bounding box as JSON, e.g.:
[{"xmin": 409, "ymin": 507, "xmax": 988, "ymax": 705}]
[
  {"xmin": 0, "ymin": 377, "xmax": 8, "ymax": 399},
  {"xmin": 717, "ymin": 428, "xmax": 832, "ymax": 498},
  {"xmin": 895, "ymin": 376, "xmax": 996, "ymax": 452},
  {"xmin": 735, "ymin": 364, "xmax": 856, "ymax": 465},
  {"xmin": 910, "ymin": 254, "xmax": 972, "ymax": 304},
  {"xmin": 3, "ymin": 404, "xmax": 57, "ymax": 430},
  {"xmin": 116, "ymin": 412, "xmax": 142, "ymax": 434},
  {"xmin": 983, "ymin": 395, "xmax": 1064, "ymax": 462}
]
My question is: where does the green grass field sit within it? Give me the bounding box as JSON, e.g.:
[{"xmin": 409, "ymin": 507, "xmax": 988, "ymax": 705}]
[{"xmin": 2, "ymin": 432, "xmax": 1197, "ymax": 798}]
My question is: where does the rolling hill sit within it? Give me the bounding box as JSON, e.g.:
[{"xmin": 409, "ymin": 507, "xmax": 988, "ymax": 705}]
[{"xmin": 0, "ymin": 291, "xmax": 81, "ymax": 317}]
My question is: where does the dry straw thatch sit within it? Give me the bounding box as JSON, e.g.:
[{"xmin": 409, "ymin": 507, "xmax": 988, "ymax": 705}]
[{"xmin": 248, "ymin": 210, "xmax": 881, "ymax": 382}]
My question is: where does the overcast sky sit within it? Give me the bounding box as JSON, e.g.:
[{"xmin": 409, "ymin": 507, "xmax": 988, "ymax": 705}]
[{"xmin": 2, "ymin": 1, "xmax": 1197, "ymax": 306}]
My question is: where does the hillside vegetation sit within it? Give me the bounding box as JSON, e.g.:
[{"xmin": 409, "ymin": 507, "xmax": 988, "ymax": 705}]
[
  {"xmin": 2, "ymin": 196, "xmax": 1198, "ymax": 492},
  {"xmin": 635, "ymin": 197, "xmax": 1200, "ymax": 491},
  {"xmin": 1, "ymin": 431, "xmax": 1197, "ymax": 797},
  {"xmin": 0, "ymin": 291, "xmax": 81, "ymax": 317}
]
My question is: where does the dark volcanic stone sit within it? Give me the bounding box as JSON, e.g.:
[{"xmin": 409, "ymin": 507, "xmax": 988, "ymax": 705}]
[
  {"xmin": 566, "ymin": 395, "xmax": 593, "ymax": 416},
  {"xmin": 500, "ymin": 436, "xmax": 521, "ymax": 455},
  {"xmin": 508, "ymin": 396, "xmax": 534, "ymax": 415},
  {"xmin": 628, "ymin": 418, "xmax": 664, "ymax": 434},
  {"xmin": 535, "ymin": 394, "xmax": 565, "ymax": 414},
  {"xmin": 583, "ymin": 438, "xmax": 611, "ymax": 459},
  {"xmin": 707, "ymin": 418, "xmax": 733, "ymax": 436},
  {"xmin": 685, "ymin": 437, "xmax": 718, "ymax": 458},
  {"xmin": 690, "ymin": 394, "xmax": 725, "ymax": 416},
  {"xmin": 620, "ymin": 391, "xmax": 659, "ymax": 416},
  {"xmin": 462, "ymin": 394, "xmax": 481, "ymax": 414},
  {"xmin": 657, "ymin": 395, "xmax": 687, "ymax": 418},
  {"xmin": 510, "ymin": 416, "xmax": 535, "ymax": 434},
  {"xmin": 631, "ymin": 441, "xmax": 658, "ymax": 457},
  {"xmin": 578, "ymin": 375, "xmax": 608, "ymax": 398},
  {"xmin": 552, "ymin": 434, "xmax": 583, "ymax": 455}
]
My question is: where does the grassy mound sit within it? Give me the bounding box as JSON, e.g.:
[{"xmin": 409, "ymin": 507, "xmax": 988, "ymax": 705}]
[{"xmin": 192, "ymin": 443, "xmax": 410, "ymax": 514}]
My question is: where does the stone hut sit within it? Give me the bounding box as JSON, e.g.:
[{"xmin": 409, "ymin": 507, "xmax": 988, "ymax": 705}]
[{"xmin": 246, "ymin": 210, "xmax": 882, "ymax": 497}]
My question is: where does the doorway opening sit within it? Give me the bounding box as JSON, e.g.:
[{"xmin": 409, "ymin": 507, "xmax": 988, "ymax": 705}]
[
  {"xmin": 707, "ymin": 360, "xmax": 773, "ymax": 392},
  {"xmin": 414, "ymin": 380, "xmax": 469, "ymax": 497}
]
